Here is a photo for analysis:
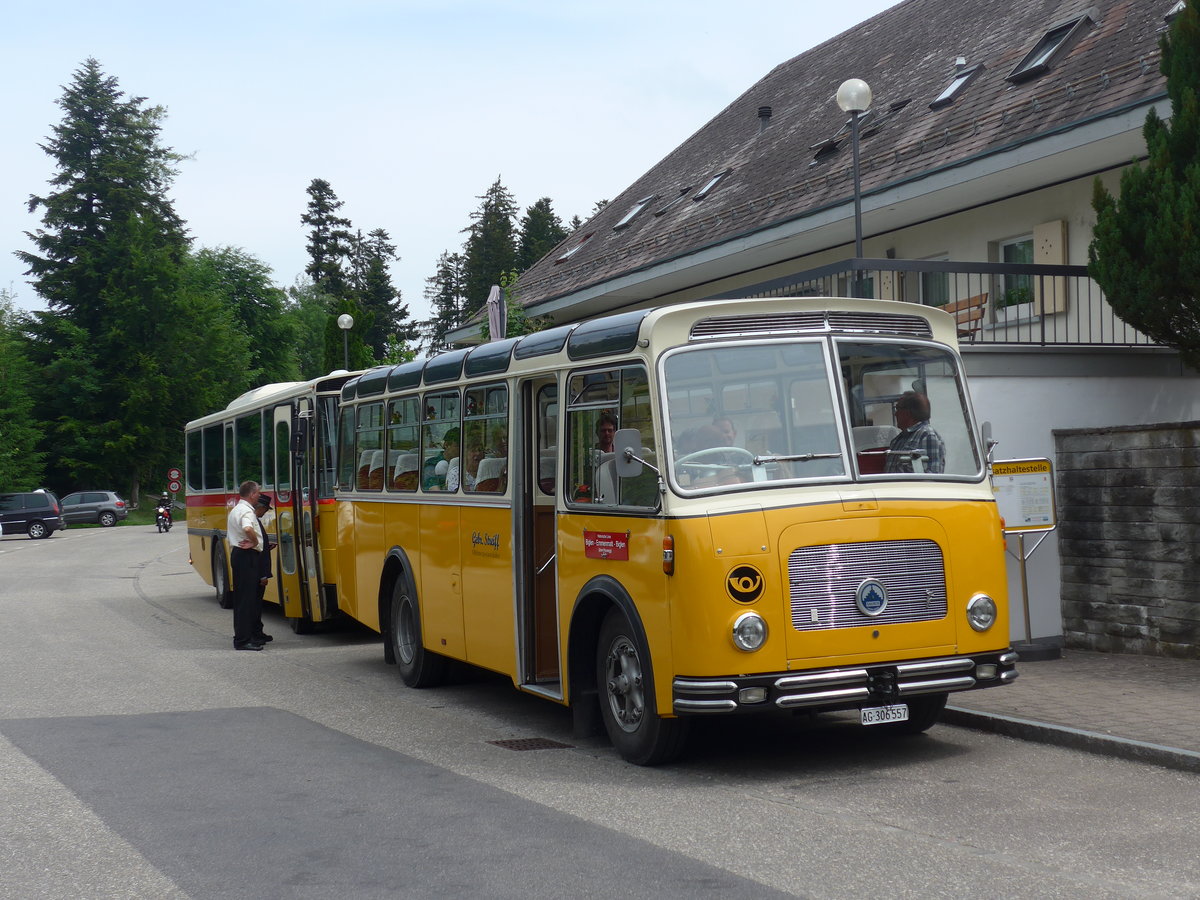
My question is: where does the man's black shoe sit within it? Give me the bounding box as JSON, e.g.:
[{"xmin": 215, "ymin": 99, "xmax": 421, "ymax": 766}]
[
  {"xmin": 255, "ymin": 633, "xmax": 273, "ymax": 643},
  {"xmin": 234, "ymin": 642, "xmax": 263, "ymax": 651}
]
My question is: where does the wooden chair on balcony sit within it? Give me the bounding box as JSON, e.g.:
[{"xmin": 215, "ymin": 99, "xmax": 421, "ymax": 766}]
[
  {"xmin": 940, "ymin": 296, "xmax": 988, "ymax": 340},
  {"xmin": 943, "ymin": 293, "xmax": 987, "ymax": 341}
]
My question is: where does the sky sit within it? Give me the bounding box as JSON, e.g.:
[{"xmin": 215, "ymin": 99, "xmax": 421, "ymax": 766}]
[{"xmin": 2, "ymin": 0, "xmax": 900, "ymax": 324}]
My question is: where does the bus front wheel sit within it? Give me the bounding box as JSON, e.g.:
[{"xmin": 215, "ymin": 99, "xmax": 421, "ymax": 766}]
[
  {"xmin": 389, "ymin": 579, "xmax": 446, "ymax": 688},
  {"xmin": 596, "ymin": 608, "xmax": 688, "ymax": 766}
]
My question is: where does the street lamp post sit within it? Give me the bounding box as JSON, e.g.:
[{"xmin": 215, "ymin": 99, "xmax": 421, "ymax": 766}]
[
  {"xmin": 836, "ymin": 78, "xmax": 872, "ymax": 297},
  {"xmin": 337, "ymin": 313, "xmax": 354, "ymax": 370}
]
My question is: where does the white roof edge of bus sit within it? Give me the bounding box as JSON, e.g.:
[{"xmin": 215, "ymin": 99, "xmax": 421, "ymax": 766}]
[{"xmin": 644, "ymin": 296, "xmax": 959, "ymax": 346}]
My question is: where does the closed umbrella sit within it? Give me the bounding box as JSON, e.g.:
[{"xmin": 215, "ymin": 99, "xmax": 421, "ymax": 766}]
[{"xmin": 485, "ymin": 284, "xmax": 506, "ymax": 342}]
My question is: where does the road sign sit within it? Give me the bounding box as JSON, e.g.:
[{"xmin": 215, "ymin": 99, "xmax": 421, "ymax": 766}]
[
  {"xmin": 168, "ymin": 479, "xmax": 182, "ymax": 493},
  {"xmin": 992, "ymin": 458, "xmax": 1056, "ymax": 533},
  {"xmin": 167, "ymin": 467, "xmax": 182, "ymax": 481}
]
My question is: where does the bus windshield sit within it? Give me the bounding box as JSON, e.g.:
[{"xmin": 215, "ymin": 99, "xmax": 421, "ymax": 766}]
[{"xmin": 662, "ymin": 338, "xmax": 980, "ymax": 492}]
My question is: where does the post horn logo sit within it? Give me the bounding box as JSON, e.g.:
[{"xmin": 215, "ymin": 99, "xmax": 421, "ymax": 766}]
[{"xmin": 726, "ymin": 565, "xmax": 765, "ymax": 603}]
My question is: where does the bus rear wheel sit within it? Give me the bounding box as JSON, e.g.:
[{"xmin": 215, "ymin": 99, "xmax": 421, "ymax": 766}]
[
  {"xmin": 389, "ymin": 579, "xmax": 446, "ymax": 688},
  {"xmin": 596, "ymin": 608, "xmax": 688, "ymax": 766}
]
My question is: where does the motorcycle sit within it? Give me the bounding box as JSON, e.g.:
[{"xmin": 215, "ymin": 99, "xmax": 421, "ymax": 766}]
[{"xmin": 156, "ymin": 502, "xmax": 172, "ymax": 533}]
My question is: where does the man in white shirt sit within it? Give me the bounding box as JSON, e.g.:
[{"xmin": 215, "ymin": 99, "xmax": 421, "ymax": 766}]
[{"xmin": 225, "ymin": 480, "xmax": 264, "ymax": 650}]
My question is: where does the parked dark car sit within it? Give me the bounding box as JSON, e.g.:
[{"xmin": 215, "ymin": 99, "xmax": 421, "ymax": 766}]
[
  {"xmin": 0, "ymin": 491, "xmax": 66, "ymax": 539},
  {"xmin": 60, "ymin": 490, "xmax": 129, "ymax": 527}
]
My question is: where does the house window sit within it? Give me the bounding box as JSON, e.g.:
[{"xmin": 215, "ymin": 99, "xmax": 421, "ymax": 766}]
[
  {"xmin": 692, "ymin": 169, "xmax": 731, "ymax": 201},
  {"xmin": 920, "ymin": 256, "xmax": 950, "ymax": 306},
  {"xmin": 929, "ymin": 65, "xmax": 983, "ymax": 109},
  {"xmin": 613, "ymin": 195, "xmax": 656, "ymax": 230},
  {"xmin": 999, "ymin": 235, "xmax": 1034, "ymax": 309},
  {"xmin": 1008, "ymin": 17, "xmax": 1091, "ymax": 82}
]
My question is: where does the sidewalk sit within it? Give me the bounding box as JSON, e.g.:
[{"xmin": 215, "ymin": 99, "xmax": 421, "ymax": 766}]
[{"xmin": 943, "ymin": 648, "xmax": 1200, "ymax": 774}]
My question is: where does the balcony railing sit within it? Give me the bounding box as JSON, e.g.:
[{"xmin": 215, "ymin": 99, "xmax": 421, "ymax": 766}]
[{"xmin": 712, "ymin": 258, "xmax": 1157, "ymax": 348}]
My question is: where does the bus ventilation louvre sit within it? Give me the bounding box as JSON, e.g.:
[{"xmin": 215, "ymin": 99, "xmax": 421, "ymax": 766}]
[{"xmin": 690, "ymin": 311, "xmax": 934, "ymax": 340}]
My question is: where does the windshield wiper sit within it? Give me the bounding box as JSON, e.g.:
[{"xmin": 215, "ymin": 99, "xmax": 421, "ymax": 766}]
[{"xmin": 753, "ymin": 452, "xmax": 842, "ymax": 465}]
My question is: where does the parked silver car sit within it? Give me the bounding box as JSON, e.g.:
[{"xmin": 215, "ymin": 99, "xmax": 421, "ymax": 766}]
[{"xmin": 60, "ymin": 490, "xmax": 129, "ymax": 527}]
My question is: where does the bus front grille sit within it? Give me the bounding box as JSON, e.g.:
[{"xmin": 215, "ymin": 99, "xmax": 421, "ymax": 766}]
[{"xmin": 788, "ymin": 539, "xmax": 947, "ymax": 631}]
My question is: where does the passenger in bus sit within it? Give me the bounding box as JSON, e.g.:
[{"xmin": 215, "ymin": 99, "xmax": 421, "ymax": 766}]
[
  {"xmin": 459, "ymin": 424, "xmax": 486, "ymax": 491},
  {"xmin": 712, "ymin": 415, "xmax": 738, "ymax": 447},
  {"xmin": 426, "ymin": 427, "xmax": 460, "ymax": 491},
  {"xmin": 886, "ymin": 391, "xmax": 945, "ymax": 473},
  {"xmin": 595, "ymin": 413, "xmax": 617, "ymax": 452}
]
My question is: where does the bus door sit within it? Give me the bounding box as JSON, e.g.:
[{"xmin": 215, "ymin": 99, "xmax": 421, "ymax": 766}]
[
  {"xmin": 516, "ymin": 378, "xmax": 561, "ymax": 693},
  {"xmin": 271, "ymin": 402, "xmax": 322, "ymax": 624}
]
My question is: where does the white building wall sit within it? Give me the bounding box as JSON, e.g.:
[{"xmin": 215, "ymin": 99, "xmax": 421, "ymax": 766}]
[{"xmin": 965, "ymin": 355, "xmax": 1200, "ymax": 642}]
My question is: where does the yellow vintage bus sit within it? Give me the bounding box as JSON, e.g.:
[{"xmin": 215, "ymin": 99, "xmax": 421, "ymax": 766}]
[
  {"xmin": 328, "ymin": 296, "xmax": 1017, "ymax": 764},
  {"xmin": 184, "ymin": 372, "xmax": 353, "ymax": 633}
]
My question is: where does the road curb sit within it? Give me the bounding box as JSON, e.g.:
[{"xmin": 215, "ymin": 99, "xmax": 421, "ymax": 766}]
[{"xmin": 943, "ymin": 706, "xmax": 1200, "ymax": 775}]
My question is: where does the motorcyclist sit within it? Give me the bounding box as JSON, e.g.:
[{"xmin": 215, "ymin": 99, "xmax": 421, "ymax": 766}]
[{"xmin": 156, "ymin": 492, "xmax": 172, "ymax": 528}]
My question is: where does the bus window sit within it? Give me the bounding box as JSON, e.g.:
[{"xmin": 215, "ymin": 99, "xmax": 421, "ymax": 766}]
[
  {"xmin": 838, "ymin": 341, "xmax": 979, "ymax": 476},
  {"xmin": 537, "ymin": 384, "xmax": 558, "ymax": 495},
  {"xmin": 336, "ymin": 406, "xmax": 356, "ymax": 492},
  {"xmin": 421, "ymin": 391, "xmax": 461, "ymax": 492},
  {"xmin": 236, "ymin": 412, "xmax": 263, "ymax": 487},
  {"xmin": 386, "ymin": 397, "xmax": 420, "ymax": 491},
  {"xmin": 224, "ymin": 425, "xmax": 234, "ymax": 491},
  {"xmin": 664, "ymin": 342, "xmax": 845, "ymax": 491},
  {"xmin": 566, "ymin": 365, "xmax": 658, "ymax": 508},
  {"xmin": 274, "ymin": 418, "xmax": 291, "ymax": 491},
  {"xmin": 203, "ymin": 425, "xmax": 223, "ymax": 491},
  {"xmin": 464, "ymin": 384, "xmax": 508, "ymax": 493},
  {"xmin": 356, "ymin": 402, "xmax": 386, "ymax": 491},
  {"xmin": 186, "ymin": 430, "xmax": 202, "ymax": 492}
]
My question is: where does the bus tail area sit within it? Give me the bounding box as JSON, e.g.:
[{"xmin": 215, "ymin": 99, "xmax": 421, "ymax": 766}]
[{"xmin": 188, "ymin": 297, "xmax": 1017, "ymax": 765}]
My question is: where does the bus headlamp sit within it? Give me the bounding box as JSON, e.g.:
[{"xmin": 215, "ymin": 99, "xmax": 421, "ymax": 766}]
[
  {"xmin": 732, "ymin": 612, "xmax": 768, "ymax": 651},
  {"xmin": 966, "ymin": 594, "xmax": 997, "ymax": 632}
]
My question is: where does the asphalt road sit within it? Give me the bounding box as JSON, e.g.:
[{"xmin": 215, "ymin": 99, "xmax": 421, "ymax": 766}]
[{"xmin": 1, "ymin": 525, "xmax": 1197, "ymax": 899}]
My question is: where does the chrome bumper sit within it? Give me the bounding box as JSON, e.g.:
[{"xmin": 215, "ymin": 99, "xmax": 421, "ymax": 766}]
[{"xmin": 673, "ymin": 650, "xmax": 1018, "ymax": 715}]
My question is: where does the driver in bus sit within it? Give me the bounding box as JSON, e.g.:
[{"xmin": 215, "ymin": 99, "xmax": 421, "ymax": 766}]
[{"xmin": 886, "ymin": 391, "xmax": 945, "ymax": 473}]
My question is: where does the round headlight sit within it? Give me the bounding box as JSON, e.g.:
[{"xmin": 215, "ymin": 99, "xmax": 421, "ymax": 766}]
[
  {"xmin": 967, "ymin": 594, "xmax": 997, "ymax": 632},
  {"xmin": 732, "ymin": 612, "xmax": 768, "ymax": 651}
]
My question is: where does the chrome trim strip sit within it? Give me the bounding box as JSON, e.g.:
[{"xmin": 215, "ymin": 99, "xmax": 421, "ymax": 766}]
[
  {"xmin": 897, "ymin": 676, "xmax": 977, "ymax": 695},
  {"xmin": 999, "ymin": 651, "xmax": 1019, "ymax": 665},
  {"xmin": 775, "ymin": 686, "xmax": 871, "ymax": 709},
  {"xmin": 896, "ymin": 658, "xmax": 975, "ymax": 676},
  {"xmin": 673, "ymin": 679, "xmax": 740, "ymax": 695},
  {"xmin": 1000, "ymin": 670, "xmax": 1020, "ymax": 683},
  {"xmin": 674, "ymin": 699, "xmax": 739, "ymax": 713},
  {"xmin": 775, "ymin": 669, "xmax": 869, "ymax": 690}
]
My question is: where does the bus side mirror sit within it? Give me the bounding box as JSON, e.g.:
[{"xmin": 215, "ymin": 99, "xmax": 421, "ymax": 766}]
[{"xmin": 613, "ymin": 428, "xmax": 644, "ymax": 478}]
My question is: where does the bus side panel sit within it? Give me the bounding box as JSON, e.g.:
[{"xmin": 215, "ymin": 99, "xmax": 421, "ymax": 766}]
[
  {"xmin": 418, "ymin": 503, "xmax": 466, "ymax": 660},
  {"xmin": 460, "ymin": 505, "xmax": 516, "ymax": 676},
  {"xmin": 186, "ymin": 494, "xmax": 229, "ymax": 590},
  {"xmin": 557, "ymin": 512, "xmax": 671, "ymax": 712},
  {"xmin": 316, "ymin": 500, "xmax": 341, "ymax": 618},
  {"xmin": 335, "ymin": 499, "xmax": 358, "ymax": 623},
  {"xmin": 348, "ymin": 498, "xmax": 387, "ymax": 630}
]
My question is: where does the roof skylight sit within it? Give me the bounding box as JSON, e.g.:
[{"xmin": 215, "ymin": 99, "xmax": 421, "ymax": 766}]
[
  {"xmin": 655, "ymin": 188, "xmax": 692, "ymax": 217},
  {"xmin": 555, "ymin": 233, "xmax": 593, "ymax": 264},
  {"xmin": 929, "ymin": 64, "xmax": 984, "ymax": 109},
  {"xmin": 1008, "ymin": 16, "xmax": 1092, "ymax": 82},
  {"xmin": 692, "ymin": 169, "xmax": 731, "ymax": 201},
  {"xmin": 613, "ymin": 195, "xmax": 657, "ymax": 230}
]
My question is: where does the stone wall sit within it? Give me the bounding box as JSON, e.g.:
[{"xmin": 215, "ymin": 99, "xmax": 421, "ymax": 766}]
[{"xmin": 1055, "ymin": 422, "xmax": 1200, "ymax": 659}]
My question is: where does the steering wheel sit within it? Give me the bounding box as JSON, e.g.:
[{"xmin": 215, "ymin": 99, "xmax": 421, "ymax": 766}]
[{"xmin": 675, "ymin": 446, "xmax": 756, "ymax": 468}]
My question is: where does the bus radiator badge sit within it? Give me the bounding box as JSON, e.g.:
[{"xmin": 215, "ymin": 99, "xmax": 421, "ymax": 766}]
[{"xmin": 855, "ymin": 579, "xmax": 888, "ymax": 617}]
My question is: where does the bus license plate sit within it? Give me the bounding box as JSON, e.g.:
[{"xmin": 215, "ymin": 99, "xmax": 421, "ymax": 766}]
[{"xmin": 861, "ymin": 704, "xmax": 909, "ymax": 725}]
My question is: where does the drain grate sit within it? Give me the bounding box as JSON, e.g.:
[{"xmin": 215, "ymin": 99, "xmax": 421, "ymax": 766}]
[{"xmin": 488, "ymin": 737, "xmax": 574, "ymax": 752}]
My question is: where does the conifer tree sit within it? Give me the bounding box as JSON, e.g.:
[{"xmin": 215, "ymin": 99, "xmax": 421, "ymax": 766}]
[
  {"xmin": 422, "ymin": 250, "xmax": 467, "ymax": 353},
  {"xmin": 352, "ymin": 228, "xmax": 417, "ymax": 358},
  {"xmin": 517, "ymin": 197, "xmax": 569, "ymax": 271},
  {"xmin": 462, "ymin": 177, "xmax": 519, "ymax": 315},
  {"xmin": 301, "ymin": 178, "xmax": 354, "ymax": 299},
  {"xmin": 0, "ymin": 292, "xmax": 45, "ymax": 490},
  {"xmin": 1090, "ymin": 2, "xmax": 1200, "ymax": 367},
  {"xmin": 17, "ymin": 59, "xmax": 246, "ymax": 501}
]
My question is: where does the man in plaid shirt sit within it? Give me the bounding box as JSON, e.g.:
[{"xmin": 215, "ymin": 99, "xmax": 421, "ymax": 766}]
[{"xmin": 885, "ymin": 391, "xmax": 945, "ymax": 474}]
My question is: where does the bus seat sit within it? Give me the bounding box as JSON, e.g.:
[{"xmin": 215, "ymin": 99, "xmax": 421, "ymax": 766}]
[
  {"xmin": 853, "ymin": 425, "xmax": 899, "ymax": 474},
  {"xmin": 367, "ymin": 450, "xmax": 386, "ymax": 490},
  {"xmin": 538, "ymin": 449, "xmax": 557, "ymax": 494},
  {"xmin": 392, "ymin": 453, "xmax": 418, "ymax": 490},
  {"xmin": 593, "ymin": 452, "xmax": 617, "ymax": 505},
  {"xmin": 357, "ymin": 450, "xmax": 375, "ymax": 490},
  {"xmin": 474, "ymin": 456, "xmax": 506, "ymax": 493}
]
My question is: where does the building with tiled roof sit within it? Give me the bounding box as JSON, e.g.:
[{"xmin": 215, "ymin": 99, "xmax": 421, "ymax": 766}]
[{"xmin": 450, "ymin": 0, "xmax": 1200, "ymax": 655}]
